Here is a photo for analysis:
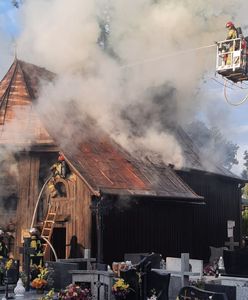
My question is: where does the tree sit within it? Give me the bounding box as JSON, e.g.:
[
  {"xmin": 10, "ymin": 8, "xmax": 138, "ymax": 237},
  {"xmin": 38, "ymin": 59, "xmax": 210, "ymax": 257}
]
[
  {"xmin": 242, "ymin": 208, "xmax": 248, "ymax": 236},
  {"xmin": 241, "ymin": 150, "xmax": 248, "ymax": 201},
  {"xmin": 186, "ymin": 121, "xmax": 239, "ymax": 170},
  {"xmin": 241, "ymin": 150, "xmax": 248, "ymax": 179}
]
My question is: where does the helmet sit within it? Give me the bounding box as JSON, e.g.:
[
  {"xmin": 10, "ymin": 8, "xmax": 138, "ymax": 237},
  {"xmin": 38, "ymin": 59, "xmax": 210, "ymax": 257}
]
[
  {"xmin": 29, "ymin": 227, "xmax": 39, "ymax": 236},
  {"xmin": 226, "ymin": 21, "xmax": 234, "ymax": 28},
  {"xmin": 58, "ymin": 152, "xmax": 65, "ymax": 161}
]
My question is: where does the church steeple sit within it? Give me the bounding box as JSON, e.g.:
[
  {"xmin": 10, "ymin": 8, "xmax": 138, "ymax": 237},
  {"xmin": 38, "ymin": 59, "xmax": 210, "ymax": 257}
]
[{"xmin": 0, "ymin": 59, "xmax": 54, "ymax": 145}]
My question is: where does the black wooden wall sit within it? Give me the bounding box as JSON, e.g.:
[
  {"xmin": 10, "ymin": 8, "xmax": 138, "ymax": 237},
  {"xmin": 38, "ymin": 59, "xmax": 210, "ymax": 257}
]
[
  {"xmin": 177, "ymin": 170, "xmax": 242, "ymax": 261},
  {"xmin": 100, "ymin": 170, "xmax": 242, "ymax": 265}
]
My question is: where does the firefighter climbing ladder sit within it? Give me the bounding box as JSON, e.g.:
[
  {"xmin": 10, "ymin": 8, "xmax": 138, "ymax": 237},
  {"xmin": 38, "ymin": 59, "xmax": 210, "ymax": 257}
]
[
  {"xmin": 41, "ymin": 203, "xmax": 58, "ymax": 257},
  {"xmin": 30, "ymin": 176, "xmax": 58, "ymax": 261}
]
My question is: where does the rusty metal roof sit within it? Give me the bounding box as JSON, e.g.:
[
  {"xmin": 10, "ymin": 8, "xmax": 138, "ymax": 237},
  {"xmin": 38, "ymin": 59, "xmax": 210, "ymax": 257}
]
[
  {"xmin": 49, "ymin": 114, "xmax": 201, "ymax": 199},
  {"xmin": 0, "ymin": 59, "xmax": 203, "ymax": 200}
]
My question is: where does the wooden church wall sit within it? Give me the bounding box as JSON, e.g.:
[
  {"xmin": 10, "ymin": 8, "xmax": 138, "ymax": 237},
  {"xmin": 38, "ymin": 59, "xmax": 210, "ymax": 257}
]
[
  {"xmin": 14, "ymin": 150, "xmax": 94, "ymax": 259},
  {"xmin": 176, "ymin": 170, "xmax": 242, "ymax": 261},
  {"xmin": 74, "ymin": 176, "xmax": 92, "ymax": 250},
  {"xmin": 50, "ymin": 175, "xmax": 93, "ymax": 257},
  {"xmin": 15, "ymin": 152, "xmax": 40, "ymax": 258}
]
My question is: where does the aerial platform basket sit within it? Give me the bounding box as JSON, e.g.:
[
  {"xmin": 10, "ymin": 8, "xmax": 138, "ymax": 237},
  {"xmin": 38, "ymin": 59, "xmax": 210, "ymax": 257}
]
[{"xmin": 216, "ymin": 37, "xmax": 248, "ymax": 83}]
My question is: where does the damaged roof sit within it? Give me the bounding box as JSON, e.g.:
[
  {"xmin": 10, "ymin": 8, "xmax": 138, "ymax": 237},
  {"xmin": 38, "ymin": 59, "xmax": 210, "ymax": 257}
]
[{"xmin": 0, "ymin": 58, "xmax": 211, "ymax": 200}]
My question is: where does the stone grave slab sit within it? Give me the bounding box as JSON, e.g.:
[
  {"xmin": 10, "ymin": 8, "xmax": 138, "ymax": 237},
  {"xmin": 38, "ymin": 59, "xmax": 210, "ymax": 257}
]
[
  {"xmin": 46, "ymin": 261, "xmax": 79, "ymax": 291},
  {"xmin": 166, "ymin": 256, "xmax": 203, "ymax": 279}
]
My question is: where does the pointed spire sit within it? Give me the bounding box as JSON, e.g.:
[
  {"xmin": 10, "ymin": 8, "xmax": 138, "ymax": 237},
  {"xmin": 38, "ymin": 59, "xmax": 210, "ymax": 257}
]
[{"xmin": 11, "ymin": 38, "xmax": 18, "ymax": 61}]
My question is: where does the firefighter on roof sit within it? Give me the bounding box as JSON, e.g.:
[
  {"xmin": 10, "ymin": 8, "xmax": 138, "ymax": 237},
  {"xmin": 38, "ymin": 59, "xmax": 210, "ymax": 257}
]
[{"xmin": 48, "ymin": 152, "xmax": 68, "ymax": 197}]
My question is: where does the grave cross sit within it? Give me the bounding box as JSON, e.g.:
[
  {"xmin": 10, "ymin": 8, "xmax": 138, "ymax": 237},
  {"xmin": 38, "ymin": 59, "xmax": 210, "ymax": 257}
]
[
  {"xmin": 225, "ymin": 220, "xmax": 239, "ymax": 251},
  {"xmin": 225, "ymin": 236, "xmax": 239, "ymax": 251},
  {"xmin": 180, "ymin": 253, "xmax": 190, "ymax": 287}
]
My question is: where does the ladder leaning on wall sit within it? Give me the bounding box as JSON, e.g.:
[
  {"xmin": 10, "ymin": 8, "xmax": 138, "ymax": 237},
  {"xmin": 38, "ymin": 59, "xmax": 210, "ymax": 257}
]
[{"xmin": 41, "ymin": 203, "xmax": 58, "ymax": 257}]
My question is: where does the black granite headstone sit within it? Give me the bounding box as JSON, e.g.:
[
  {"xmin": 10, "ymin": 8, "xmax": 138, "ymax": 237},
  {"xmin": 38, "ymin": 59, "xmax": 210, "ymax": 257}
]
[
  {"xmin": 223, "ymin": 249, "xmax": 248, "ymax": 276},
  {"xmin": 205, "ymin": 283, "xmax": 236, "ymax": 300},
  {"xmin": 120, "ymin": 253, "xmax": 170, "ymax": 300},
  {"xmin": 46, "ymin": 261, "xmax": 79, "ymax": 291},
  {"xmin": 124, "ymin": 253, "xmax": 149, "ymax": 265},
  {"xmin": 147, "ymin": 271, "xmax": 170, "ymax": 300},
  {"xmin": 120, "ymin": 268, "xmax": 140, "ymax": 300},
  {"xmin": 178, "ymin": 286, "xmax": 228, "ymax": 300}
]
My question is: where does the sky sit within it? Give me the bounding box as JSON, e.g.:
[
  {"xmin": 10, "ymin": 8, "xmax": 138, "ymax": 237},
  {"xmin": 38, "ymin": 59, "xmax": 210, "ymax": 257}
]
[{"xmin": 0, "ymin": 0, "xmax": 248, "ymax": 175}]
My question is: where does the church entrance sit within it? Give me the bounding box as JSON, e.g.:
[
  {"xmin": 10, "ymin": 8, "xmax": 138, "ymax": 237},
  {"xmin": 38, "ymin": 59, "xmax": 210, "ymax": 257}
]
[{"xmin": 51, "ymin": 227, "xmax": 66, "ymax": 259}]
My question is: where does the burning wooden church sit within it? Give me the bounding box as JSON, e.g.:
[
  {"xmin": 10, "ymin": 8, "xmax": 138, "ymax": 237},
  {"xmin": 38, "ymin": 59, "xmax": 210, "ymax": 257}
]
[{"xmin": 0, "ymin": 58, "xmax": 244, "ymax": 264}]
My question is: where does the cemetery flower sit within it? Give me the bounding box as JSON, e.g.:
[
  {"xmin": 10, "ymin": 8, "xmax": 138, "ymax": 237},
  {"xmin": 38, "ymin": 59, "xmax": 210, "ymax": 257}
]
[
  {"xmin": 31, "ymin": 277, "xmax": 48, "ymax": 289},
  {"xmin": 38, "ymin": 288, "xmax": 55, "ymax": 300},
  {"xmin": 58, "ymin": 283, "xmax": 91, "ymax": 300},
  {"xmin": 203, "ymin": 259, "xmax": 218, "ymax": 276},
  {"xmin": 112, "ymin": 278, "xmax": 131, "ymax": 299},
  {"xmin": 31, "ymin": 266, "xmax": 50, "ymax": 290},
  {"xmin": 37, "ymin": 266, "xmax": 49, "ymax": 279}
]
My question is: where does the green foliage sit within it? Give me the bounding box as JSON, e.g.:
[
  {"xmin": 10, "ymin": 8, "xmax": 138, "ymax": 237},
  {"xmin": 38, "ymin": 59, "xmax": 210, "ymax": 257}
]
[
  {"xmin": 38, "ymin": 289, "xmax": 54, "ymax": 300},
  {"xmin": 242, "ymin": 184, "xmax": 248, "ymax": 200},
  {"xmin": 242, "ymin": 208, "xmax": 248, "ymax": 235},
  {"xmin": 241, "ymin": 150, "xmax": 248, "ymax": 179}
]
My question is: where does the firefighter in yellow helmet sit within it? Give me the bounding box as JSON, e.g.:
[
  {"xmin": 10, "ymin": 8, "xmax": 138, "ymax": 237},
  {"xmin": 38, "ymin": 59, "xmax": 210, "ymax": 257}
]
[{"xmin": 29, "ymin": 228, "xmax": 43, "ymax": 266}]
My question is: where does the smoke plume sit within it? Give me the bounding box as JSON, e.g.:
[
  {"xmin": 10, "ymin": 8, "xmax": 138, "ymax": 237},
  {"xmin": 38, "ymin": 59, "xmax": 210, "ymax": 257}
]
[{"xmin": 10, "ymin": 0, "xmax": 248, "ymax": 168}]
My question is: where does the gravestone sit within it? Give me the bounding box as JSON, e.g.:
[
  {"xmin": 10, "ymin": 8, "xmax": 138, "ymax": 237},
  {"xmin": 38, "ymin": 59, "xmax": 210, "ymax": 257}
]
[
  {"xmin": 159, "ymin": 253, "xmax": 201, "ymax": 299},
  {"xmin": 46, "ymin": 261, "xmax": 79, "ymax": 291},
  {"xmin": 166, "ymin": 254, "xmax": 203, "ymax": 282},
  {"xmin": 147, "ymin": 271, "xmax": 170, "ymax": 300},
  {"xmin": 120, "ymin": 268, "xmax": 139, "ymax": 300},
  {"xmin": 124, "ymin": 253, "xmax": 150, "ymax": 265},
  {"xmin": 205, "ymin": 282, "xmax": 236, "ymax": 300},
  {"xmin": 178, "ymin": 286, "xmax": 228, "ymax": 300},
  {"xmin": 209, "ymin": 246, "xmax": 228, "ymax": 264},
  {"xmin": 223, "ymin": 249, "xmax": 248, "ymax": 276},
  {"xmin": 70, "ymin": 270, "xmax": 114, "ymax": 300},
  {"xmin": 120, "ymin": 253, "xmax": 170, "ymax": 300},
  {"xmin": 58, "ymin": 258, "xmax": 96, "ymax": 270}
]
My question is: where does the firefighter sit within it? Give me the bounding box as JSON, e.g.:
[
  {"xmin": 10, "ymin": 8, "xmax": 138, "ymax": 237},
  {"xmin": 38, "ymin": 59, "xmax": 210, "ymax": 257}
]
[
  {"xmin": 48, "ymin": 152, "xmax": 68, "ymax": 197},
  {"xmin": 29, "ymin": 228, "xmax": 43, "ymax": 266},
  {"xmin": 0, "ymin": 230, "xmax": 8, "ymax": 259},
  {"xmin": 226, "ymin": 21, "xmax": 238, "ymax": 40},
  {"xmin": 225, "ymin": 21, "xmax": 238, "ymax": 65},
  {"xmin": 50, "ymin": 152, "xmax": 67, "ymax": 179}
]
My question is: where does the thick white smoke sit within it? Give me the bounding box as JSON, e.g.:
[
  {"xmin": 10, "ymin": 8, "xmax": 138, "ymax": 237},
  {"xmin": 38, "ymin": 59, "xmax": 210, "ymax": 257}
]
[{"xmin": 12, "ymin": 0, "xmax": 248, "ymax": 168}]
